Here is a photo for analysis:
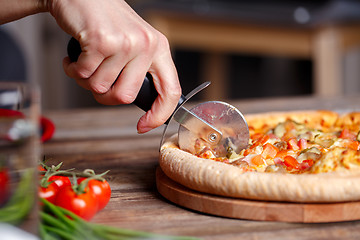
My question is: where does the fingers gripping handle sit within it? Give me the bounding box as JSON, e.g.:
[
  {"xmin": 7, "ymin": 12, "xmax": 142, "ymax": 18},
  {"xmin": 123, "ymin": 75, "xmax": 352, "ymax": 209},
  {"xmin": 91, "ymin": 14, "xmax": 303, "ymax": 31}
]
[
  {"xmin": 67, "ymin": 37, "xmax": 185, "ymax": 113},
  {"xmin": 67, "ymin": 37, "xmax": 158, "ymax": 112},
  {"xmin": 133, "ymin": 73, "xmax": 158, "ymax": 112}
]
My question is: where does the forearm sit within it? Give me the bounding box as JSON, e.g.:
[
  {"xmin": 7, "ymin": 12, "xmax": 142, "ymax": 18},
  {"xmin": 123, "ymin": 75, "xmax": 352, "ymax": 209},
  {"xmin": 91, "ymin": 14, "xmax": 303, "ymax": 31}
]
[
  {"xmin": 0, "ymin": 0, "xmax": 49, "ymax": 24},
  {"xmin": 0, "ymin": 0, "xmax": 181, "ymax": 133}
]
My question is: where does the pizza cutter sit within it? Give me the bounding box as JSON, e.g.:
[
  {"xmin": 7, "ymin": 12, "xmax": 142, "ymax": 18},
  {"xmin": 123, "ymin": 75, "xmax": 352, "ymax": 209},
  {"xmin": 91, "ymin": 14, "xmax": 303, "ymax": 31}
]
[{"xmin": 67, "ymin": 38, "xmax": 249, "ymax": 157}]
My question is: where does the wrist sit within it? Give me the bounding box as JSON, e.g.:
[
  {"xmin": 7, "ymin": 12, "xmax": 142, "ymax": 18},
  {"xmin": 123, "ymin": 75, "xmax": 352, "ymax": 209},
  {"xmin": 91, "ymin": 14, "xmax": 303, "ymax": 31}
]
[
  {"xmin": 0, "ymin": 0, "xmax": 50, "ymax": 24},
  {"xmin": 37, "ymin": 0, "xmax": 51, "ymax": 13}
]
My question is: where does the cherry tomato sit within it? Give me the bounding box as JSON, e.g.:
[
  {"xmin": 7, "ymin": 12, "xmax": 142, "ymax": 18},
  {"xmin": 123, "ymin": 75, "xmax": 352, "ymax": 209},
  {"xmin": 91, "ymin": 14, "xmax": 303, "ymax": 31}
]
[
  {"xmin": 77, "ymin": 178, "xmax": 111, "ymax": 211},
  {"xmin": 55, "ymin": 185, "xmax": 98, "ymax": 220},
  {"xmin": 0, "ymin": 168, "xmax": 10, "ymax": 206},
  {"xmin": 39, "ymin": 182, "xmax": 60, "ymax": 204},
  {"xmin": 49, "ymin": 175, "xmax": 71, "ymax": 189}
]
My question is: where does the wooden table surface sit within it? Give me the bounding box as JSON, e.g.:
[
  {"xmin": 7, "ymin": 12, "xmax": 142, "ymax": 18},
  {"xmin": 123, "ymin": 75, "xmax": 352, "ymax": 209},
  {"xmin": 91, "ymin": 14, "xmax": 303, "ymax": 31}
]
[{"xmin": 43, "ymin": 95, "xmax": 360, "ymax": 240}]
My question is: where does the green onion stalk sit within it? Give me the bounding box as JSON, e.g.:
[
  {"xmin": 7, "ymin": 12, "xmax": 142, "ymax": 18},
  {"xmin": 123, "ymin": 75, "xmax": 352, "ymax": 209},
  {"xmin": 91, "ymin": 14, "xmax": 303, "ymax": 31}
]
[{"xmin": 40, "ymin": 198, "xmax": 200, "ymax": 240}]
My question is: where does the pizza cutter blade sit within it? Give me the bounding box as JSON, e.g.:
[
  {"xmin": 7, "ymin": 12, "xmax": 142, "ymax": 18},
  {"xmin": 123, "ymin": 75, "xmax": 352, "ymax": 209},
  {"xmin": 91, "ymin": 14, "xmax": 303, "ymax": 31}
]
[
  {"xmin": 67, "ymin": 37, "xmax": 249, "ymax": 158},
  {"xmin": 178, "ymin": 101, "xmax": 249, "ymax": 158}
]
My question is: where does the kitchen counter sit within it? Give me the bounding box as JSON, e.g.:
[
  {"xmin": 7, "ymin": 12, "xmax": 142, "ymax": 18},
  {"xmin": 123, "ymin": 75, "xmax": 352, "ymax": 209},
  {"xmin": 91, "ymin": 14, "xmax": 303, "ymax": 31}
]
[{"xmin": 43, "ymin": 95, "xmax": 360, "ymax": 240}]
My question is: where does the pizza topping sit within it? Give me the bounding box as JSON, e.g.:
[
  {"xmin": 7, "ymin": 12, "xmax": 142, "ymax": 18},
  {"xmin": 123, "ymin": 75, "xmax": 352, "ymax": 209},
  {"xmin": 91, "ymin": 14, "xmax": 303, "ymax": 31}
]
[
  {"xmin": 344, "ymin": 140, "xmax": 360, "ymax": 151},
  {"xmin": 194, "ymin": 115, "xmax": 360, "ymax": 174},
  {"xmin": 332, "ymin": 138, "xmax": 360, "ymax": 151},
  {"xmin": 308, "ymin": 147, "xmax": 360, "ymax": 173},
  {"xmin": 339, "ymin": 128, "xmax": 357, "ymax": 141},
  {"xmin": 287, "ymin": 138, "xmax": 300, "ymax": 151},
  {"xmin": 283, "ymin": 156, "xmax": 300, "ymax": 169},
  {"xmin": 273, "ymin": 120, "xmax": 301, "ymax": 138},
  {"xmin": 229, "ymin": 154, "xmax": 267, "ymax": 171},
  {"xmin": 265, "ymin": 164, "xmax": 287, "ymax": 173},
  {"xmin": 297, "ymin": 147, "xmax": 322, "ymax": 163},
  {"xmin": 274, "ymin": 141, "xmax": 287, "ymax": 151},
  {"xmin": 261, "ymin": 143, "xmax": 278, "ymax": 159},
  {"xmin": 197, "ymin": 147, "xmax": 217, "ymax": 159},
  {"xmin": 314, "ymin": 135, "xmax": 334, "ymax": 148},
  {"xmin": 251, "ymin": 155, "xmax": 266, "ymax": 166}
]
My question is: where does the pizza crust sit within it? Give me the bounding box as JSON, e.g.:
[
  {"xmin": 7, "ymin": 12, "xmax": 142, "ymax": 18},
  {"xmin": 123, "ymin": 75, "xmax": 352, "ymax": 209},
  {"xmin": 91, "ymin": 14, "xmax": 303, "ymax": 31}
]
[
  {"xmin": 335, "ymin": 112, "xmax": 360, "ymax": 132},
  {"xmin": 160, "ymin": 111, "xmax": 360, "ymax": 203}
]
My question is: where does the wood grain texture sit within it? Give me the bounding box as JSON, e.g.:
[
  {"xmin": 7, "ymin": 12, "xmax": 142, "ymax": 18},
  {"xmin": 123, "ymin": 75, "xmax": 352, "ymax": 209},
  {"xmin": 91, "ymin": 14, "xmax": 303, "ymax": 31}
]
[{"xmin": 156, "ymin": 167, "xmax": 360, "ymax": 223}]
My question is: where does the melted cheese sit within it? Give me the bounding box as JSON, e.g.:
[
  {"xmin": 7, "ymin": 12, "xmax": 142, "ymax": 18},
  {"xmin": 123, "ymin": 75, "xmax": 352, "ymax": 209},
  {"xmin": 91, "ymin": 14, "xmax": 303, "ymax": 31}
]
[{"xmin": 308, "ymin": 147, "xmax": 360, "ymax": 173}]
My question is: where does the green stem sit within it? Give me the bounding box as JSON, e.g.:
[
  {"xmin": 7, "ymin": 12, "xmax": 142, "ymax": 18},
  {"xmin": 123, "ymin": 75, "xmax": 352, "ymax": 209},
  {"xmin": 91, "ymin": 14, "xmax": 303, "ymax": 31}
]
[
  {"xmin": 41, "ymin": 198, "xmax": 77, "ymax": 230},
  {"xmin": 0, "ymin": 196, "xmax": 33, "ymax": 224},
  {"xmin": 0, "ymin": 169, "xmax": 35, "ymax": 224},
  {"xmin": 91, "ymin": 224, "xmax": 154, "ymax": 238},
  {"xmin": 91, "ymin": 224, "xmax": 200, "ymax": 240},
  {"xmin": 43, "ymin": 225, "xmax": 78, "ymax": 240},
  {"xmin": 41, "ymin": 168, "xmax": 109, "ymax": 181},
  {"xmin": 41, "ymin": 211, "xmax": 70, "ymax": 231},
  {"xmin": 39, "ymin": 224, "xmax": 59, "ymax": 240},
  {"xmin": 57, "ymin": 205, "xmax": 200, "ymax": 240},
  {"xmin": 41, "ymin": 199, "xmax": 200, "ymax": 240},
  {"xmin": 41, "ymin": 199, "xmax": 98, "ymax": 240}
]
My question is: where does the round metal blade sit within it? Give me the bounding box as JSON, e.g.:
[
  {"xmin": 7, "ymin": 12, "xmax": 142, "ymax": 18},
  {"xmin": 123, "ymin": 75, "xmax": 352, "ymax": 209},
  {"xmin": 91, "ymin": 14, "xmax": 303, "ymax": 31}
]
[{"xmin": 178, "ymin": 101, "xmax": 249, "ymax": 158}]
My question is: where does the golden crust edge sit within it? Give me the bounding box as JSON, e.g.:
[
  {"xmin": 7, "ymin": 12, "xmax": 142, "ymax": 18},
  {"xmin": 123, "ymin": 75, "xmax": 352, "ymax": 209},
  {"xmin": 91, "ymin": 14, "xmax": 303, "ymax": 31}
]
[{"xmin": 159, "ymin": 110, "xmax": 360, "ymax": 203}]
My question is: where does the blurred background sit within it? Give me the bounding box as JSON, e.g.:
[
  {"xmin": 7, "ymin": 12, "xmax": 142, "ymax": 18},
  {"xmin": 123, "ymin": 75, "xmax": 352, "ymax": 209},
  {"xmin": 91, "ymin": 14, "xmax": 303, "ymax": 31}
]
[{"xmin": 1, "ymin": 0, "xmax": 360, "ymax": 110}]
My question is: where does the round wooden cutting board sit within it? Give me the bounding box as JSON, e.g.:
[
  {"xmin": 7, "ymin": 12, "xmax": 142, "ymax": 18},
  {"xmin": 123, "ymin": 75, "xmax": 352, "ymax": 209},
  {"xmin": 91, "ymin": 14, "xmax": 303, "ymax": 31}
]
[{"xmin": 156, "ymin": 167, "xmax": 360, "ymax": 223}]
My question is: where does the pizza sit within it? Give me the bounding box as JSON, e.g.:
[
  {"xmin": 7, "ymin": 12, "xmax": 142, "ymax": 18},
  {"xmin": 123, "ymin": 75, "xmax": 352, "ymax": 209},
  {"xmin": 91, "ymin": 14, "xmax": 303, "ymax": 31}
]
[{"xmin": 159, "ymin": 110, "xmax": 360, "ymax": 203}]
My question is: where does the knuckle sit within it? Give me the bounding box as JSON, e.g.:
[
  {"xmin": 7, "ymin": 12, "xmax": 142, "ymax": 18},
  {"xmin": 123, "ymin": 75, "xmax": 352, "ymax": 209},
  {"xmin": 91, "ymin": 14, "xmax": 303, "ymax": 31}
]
[
  {"xmin": 153, "ymin": 34, "xmax": 170, "ymax": 56},
  {"xmin": 142, "ymin": 30, "xmax": 158, "ymax": 49},
  {"xmin": 76, "ymin": 68, "xmax": 93, "ymax": 79},
  {"xmin": 113, "ymin": 91, "xmax": 137, "ymax": 105},
  {"xmin": 156, "ymin": 33, "xmax": 170, "ymax": 50},
  {"xmin": 117, "ymin": 34, "xmax": 132, "ymax": 56},
  {"xmin": 133, "ymin": 28, "xmax": 162, "ymax": 55},
  {"xmin": 89, "ymin": 82, "xmax": 110, "ymax": 94}
]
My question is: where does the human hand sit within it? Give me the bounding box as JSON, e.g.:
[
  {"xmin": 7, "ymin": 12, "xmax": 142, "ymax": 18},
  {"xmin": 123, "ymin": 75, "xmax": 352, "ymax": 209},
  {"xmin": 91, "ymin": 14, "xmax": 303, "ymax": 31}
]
[{"xmin": 48, "ymin": 0, "xmax": 181, "ymax": 133}]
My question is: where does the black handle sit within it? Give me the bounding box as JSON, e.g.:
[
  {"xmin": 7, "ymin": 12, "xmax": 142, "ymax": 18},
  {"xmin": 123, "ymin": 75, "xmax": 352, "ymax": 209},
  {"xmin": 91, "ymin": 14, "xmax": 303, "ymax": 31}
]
[
  {"xmin": 67, "ymin": 37, "xmax": 82, "ymax": 62},
  {"xmin": 67, "ymin": 37, "xmax": 184, "ymax": 113}
]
